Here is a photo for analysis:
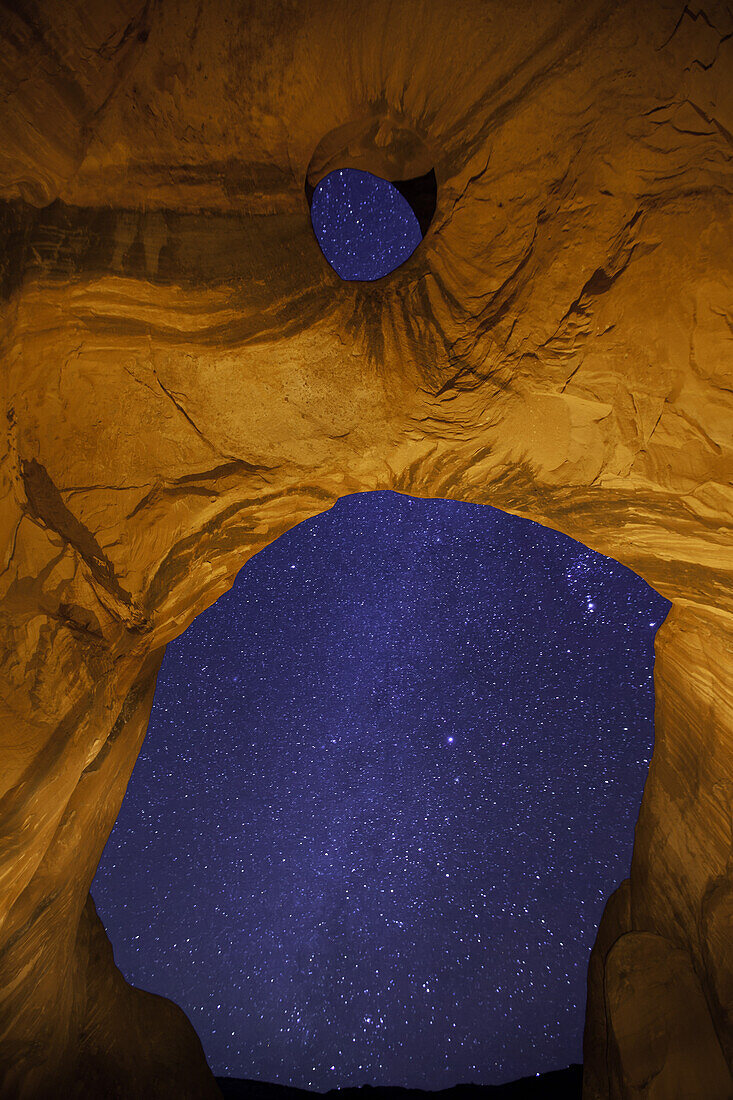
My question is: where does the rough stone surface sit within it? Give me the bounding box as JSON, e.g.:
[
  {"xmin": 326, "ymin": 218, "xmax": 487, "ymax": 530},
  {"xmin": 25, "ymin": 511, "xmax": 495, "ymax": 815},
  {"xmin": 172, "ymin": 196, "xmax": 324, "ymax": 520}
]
[
  {"xmin": 605, "ymin": 931, "xmax": 732, "ymax": 1098},
  {"xmin": 0, "ymin": 1, "xmax": 732, "ymax": 1097},
  {"xmin": 582, "ymin": 881, "xmax": 632, "ymax": 1099}
]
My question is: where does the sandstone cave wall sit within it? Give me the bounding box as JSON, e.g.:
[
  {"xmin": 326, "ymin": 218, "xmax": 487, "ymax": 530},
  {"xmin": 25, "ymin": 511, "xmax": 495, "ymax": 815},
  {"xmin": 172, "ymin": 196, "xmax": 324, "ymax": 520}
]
[{"xmin": 1, "ymin": 2, "xmax": 732, "ymax": 1096}]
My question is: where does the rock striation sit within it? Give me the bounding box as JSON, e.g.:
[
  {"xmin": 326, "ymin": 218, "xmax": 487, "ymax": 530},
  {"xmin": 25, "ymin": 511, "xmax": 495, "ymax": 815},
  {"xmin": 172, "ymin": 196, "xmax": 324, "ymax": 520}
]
[{"xmin": 0, "ymin": 1, "xmax": 732, "ymax": 1097}]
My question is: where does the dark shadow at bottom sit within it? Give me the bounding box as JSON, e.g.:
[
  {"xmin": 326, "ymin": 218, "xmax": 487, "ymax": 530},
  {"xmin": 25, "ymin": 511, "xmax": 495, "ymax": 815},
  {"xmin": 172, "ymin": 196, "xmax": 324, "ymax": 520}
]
[{"xmin": 216, "ymin": 1065, "xmax": 582, "ymax": 1100}]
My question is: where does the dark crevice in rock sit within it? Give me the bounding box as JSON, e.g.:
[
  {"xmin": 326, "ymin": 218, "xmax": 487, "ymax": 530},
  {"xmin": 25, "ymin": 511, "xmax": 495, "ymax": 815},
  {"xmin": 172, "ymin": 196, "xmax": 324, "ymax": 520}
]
[
  {"xmin": 392, "ymin": 168, "xmax": 437, "ymax": 237},
  {"xmin": 20, "ymin": 458, "xmax": 132, "ymax": 608}
]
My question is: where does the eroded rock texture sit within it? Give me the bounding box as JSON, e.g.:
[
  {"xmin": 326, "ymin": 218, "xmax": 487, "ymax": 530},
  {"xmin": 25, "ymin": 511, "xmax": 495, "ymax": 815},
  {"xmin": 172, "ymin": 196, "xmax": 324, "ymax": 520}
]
[{"xmin": 0, "ymin": 1, "xmax": 732, "ymax": 1096}]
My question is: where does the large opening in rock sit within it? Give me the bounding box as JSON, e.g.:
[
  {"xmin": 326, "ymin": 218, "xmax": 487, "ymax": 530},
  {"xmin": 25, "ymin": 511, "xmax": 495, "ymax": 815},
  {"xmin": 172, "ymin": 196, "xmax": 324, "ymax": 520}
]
[{"xmin": 91, "ymin": 491, "xmax": 669, "ymax": 1090}]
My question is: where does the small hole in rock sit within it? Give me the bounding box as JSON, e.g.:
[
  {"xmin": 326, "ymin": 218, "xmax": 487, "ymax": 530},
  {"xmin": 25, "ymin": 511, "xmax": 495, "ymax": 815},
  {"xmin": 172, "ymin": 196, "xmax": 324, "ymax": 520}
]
[{"xmin": 308, "ymin": 167, "xmax": 435, "ymax": 281}]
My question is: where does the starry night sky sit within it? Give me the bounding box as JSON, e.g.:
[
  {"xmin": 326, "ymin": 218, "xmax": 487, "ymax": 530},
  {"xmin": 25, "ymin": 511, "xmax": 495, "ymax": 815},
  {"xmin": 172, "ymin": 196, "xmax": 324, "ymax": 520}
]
[
  {"xmin": 310, "ymin": 169, "xmax": 422, "ymax": 280},
  {"xmin": 91, "ymin": 172, "xmax": 671, "ymax": 1090}
]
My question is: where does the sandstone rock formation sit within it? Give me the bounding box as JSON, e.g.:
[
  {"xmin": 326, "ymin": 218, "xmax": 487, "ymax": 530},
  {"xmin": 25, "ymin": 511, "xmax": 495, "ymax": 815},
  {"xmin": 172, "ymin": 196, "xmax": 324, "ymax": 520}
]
[{"xmin": 0, "ymin": 1, "xmax": 731, "ymax": 1096}]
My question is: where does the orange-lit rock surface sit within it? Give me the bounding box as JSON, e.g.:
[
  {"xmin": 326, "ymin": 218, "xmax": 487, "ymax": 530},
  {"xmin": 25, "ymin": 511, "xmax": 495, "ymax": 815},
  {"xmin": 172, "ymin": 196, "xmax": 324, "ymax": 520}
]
[{"xmin": 1, "ymin": 1, "xmax": 732, "ymax": 1097}]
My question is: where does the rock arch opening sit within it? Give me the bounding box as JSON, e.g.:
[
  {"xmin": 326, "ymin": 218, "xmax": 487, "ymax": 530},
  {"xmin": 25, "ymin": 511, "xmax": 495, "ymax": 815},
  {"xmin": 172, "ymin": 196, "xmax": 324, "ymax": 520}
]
[
  {"xmin": 305, "ymin": 118, "xmax": 437, "ymax": 280},
  {"xmin": 92, "ymin": 491, "xmax": 669, "ymax": 1089},
  {"xmin": 309, "ymin": 168, "xmax": 435, "ymax": 281}
]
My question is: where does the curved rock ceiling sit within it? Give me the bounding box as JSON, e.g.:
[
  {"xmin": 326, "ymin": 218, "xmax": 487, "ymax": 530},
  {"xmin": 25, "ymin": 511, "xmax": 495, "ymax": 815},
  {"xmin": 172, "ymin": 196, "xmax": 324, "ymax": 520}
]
[{"xmin": 0, "ymin": 2, "xmax": 731, "ymax": 1097}]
